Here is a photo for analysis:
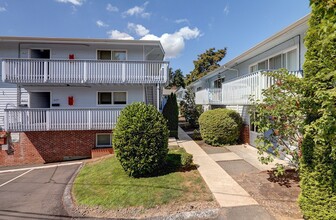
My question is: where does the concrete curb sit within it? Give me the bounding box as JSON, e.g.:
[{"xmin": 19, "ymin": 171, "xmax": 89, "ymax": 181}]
[
  {"xmin": 62, "ymin": 162, "xmax": 84, "ymax": 218},
  {"xmin": 148, "ymin": 208, "xmax": 220, "ymax": 220}
]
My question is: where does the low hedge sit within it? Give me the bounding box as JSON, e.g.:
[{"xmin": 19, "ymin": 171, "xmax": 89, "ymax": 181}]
[{"xmin": 199, "ymin": 108, "xmax": 242, "ymax": 146}]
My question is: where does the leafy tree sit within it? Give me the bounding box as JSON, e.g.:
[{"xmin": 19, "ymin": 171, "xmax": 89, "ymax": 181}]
[
  {"xmin": 298, "ymin": 1, "xmax": 336, "ymax": 219},
  {"xmin": 162, "ymin": 93, "xmax": 179, "ymax": 138},
  {"xmin": 249, "ymin": 70, "xmax": 305, "ymax": 172},
  {"xmin": 186, "ymin": 48, "xmax": 227, "ymax": 85},
  {"xmin": 180, "ymin": 87, "xmax": 202, "ymax": 128}
]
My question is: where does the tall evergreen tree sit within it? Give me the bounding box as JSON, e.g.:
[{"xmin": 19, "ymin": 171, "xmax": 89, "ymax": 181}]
[
  {"xmin": 172, "ymin": 69, "xmax": 185, "ymax": 88},
  {"xmin": 299, "ymin": 1, "xmax": 336, "ymax": 219},
  {"xmin": 162, "ymin": 93, "xmax": 179, "ymax": 138}
]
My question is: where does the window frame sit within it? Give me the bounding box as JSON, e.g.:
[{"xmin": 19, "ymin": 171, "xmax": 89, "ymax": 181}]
[
  {"xmin": 96, "ymin": 91, "xmax": 128, "ymax": 106},
  {"xmin": 248, "ymin": 46, "xmax": 298, "ymax": 73},
  {"xmin": 96, "ymin": 133, "xmax": 112, "ymax": 147},
  {"xmin": 96, "ymin": 49, "xmax": 128, "ymax": 61}
]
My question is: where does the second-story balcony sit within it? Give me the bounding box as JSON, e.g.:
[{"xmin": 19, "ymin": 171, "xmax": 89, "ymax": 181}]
[
  {"xmin": 1, "ymin": 59, "xmax": 169, "ymax": 85},
  {"xmin": 195, "ymin": 70, "xmax": 302, "ymax": 106},
  {"xmin": 195, "ymin": 88, "xmax": 222, "ymax": 105}
]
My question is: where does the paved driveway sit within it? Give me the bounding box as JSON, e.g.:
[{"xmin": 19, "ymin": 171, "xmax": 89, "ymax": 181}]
[{"xmin": 0, "ymin": 163, "xmax": 81, "ymax": 220}]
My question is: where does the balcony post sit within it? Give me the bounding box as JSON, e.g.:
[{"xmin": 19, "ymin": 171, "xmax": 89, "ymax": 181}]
[
  {"xmin": 163, "ymin": 63, "xmax": 168, "ymax": 83},
  {"xmin": 46, "ymin": 110, "xmax": 50, "ymax": 130},
  {"xmin": 43, "ymin": 61, "xmax": 48, "ymax": 82},
  {"xmin": 2, "ymin": 60, "xmax": 7, "ymax": 82},
  {"xmin": 83, "ymin": 61, "xmax": 88, "ymax": 83},
  {"xmin": 122, "ymin": 63, "xmax": 126, "ymax": 82},
  {"xmin": 88, "ymin": 110, "xmax": 92, "ymax": 130}
]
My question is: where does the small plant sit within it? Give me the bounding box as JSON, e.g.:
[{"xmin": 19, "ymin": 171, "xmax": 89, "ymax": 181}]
[
  {"xmin": 113, "ymin": 102, "xmax": 169, "ymax": 177},
  {"xmin": 192, "ymin": 129, "xmax": 202, "ymax": 140},
  {"xmin": 181, "ymin": 152, "xmax": 193, "ymax": 169},
  {"xmin": 199, "ymin": 108, "xmax": 242, "ymax": 146}
]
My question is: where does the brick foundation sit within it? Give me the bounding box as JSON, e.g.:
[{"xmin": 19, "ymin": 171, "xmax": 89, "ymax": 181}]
[
  {"xmin": 0, "ymin": 130, "xmax": 112, "ymax": 167},
  {"xmin": 240, "ymin": 124, "xmax": 250, "ymax": 145}
]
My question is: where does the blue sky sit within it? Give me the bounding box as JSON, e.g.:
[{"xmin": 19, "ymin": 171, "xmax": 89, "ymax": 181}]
[{"xmin": 0, "ymin": 0, "xmax": 311, "ymax": 75}]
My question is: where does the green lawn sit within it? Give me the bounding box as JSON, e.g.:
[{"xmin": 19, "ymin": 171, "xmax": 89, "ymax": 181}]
[{"xmin": 73, "ymin": 149, "xmax": 214, "ymax": 209}]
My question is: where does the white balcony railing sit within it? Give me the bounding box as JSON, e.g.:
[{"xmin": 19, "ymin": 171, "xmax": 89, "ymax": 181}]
[
  {"xmin": 195, "ymin": 88, "xmax": 222, "ymax": 105},
  {"xmin": 1, "ymin": 59, "xmax": 169, "ymax": 84},
  {"xmin": 195, "ymin": 70, "xmax": 302, "ymax": 106},
  {"xmin": 4, "ymin": 108, "xmax": 122, "ymax": 132},
  {"xmin": 222, "ymin": 70, "xmax": 302, "ymax": 105}
]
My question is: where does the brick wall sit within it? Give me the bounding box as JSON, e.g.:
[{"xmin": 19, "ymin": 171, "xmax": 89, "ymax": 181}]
[
  {"xmin": 0, "ymin": 130, "xmax": 112, "ymax": 167},
  {"xmin": 240, "ymin": 124, "xmax": 250, "ymax": 145}
]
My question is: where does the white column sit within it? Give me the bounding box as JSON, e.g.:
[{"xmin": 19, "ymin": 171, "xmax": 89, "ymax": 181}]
[
  {"xmin": 43, "ymin": 61, "xmax": 48, "ymax": 82},
  {"xmin": 1, "ymin": 60, "xmax": 6, "ymax": 82},
  {"xmin": 83, "ymin": 61, "xmax": 88, "ymax": 83}
]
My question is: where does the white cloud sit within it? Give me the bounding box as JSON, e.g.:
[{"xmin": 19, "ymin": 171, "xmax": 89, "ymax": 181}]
[
  {"xmin": 141, "ymin": 26, "xmax": 201, "ymax": 59},
  {"xmin": 55, "ymin": 0, "xmax": 84, "ymax": 6},
  {"xmin": 0, "ymin": 6, "xmax": 6, "ymax": 12},
  {"xmin": 96, "ymin": 20, "xmax": 108, "ymax": 28},
  {"xmin": 223, "ymin": 5, "xmax": 229, "ymax": 15},
  {"xmin": 127, "ymin": 23, "xmax": 149, "ymax": 36},
  {"xmin": 107, "ymin": 30, "xmax": 134, "ymax": 40},
  {"xmin": 123, "ymin": 1, "xmax": 150, "ymax": 18},
  {"xmin": 106, "ymin": 3, "xmax": 118, "ymax": 12},
  {"xmin": 175, "ymin": 18, "xmax": 189, "ymax": 25}
]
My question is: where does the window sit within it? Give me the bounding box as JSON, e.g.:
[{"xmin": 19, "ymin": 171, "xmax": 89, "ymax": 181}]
[
  {"xmin": 249, "ymin": 48, "xmax": 298, "ymax": 73},
  {"xmin": 213, "ymin": 77, "xmax": 225, "ymax": 88},
  {"xmin": 98, "ymin": 92, "xmax": 112, "ymax": 105},
  {"xmin": 97, "ymin": 50, "xmax": 111, "ymax": 60},
  {"xmin": 113, "ymin": 92, "xmax": 127, "ymax": 104},
  {"xmin": 112, "ymin": 51, "xmax": 127, "ymax": 61},
  {"xmin": 250, "ymin": 64, "xmax": 258, "ymax": 73},
  {"xmin": 96, "ymin": 134, "xmax": 112, "ymax": 147},
  {"xmin": 97, "ymin": 50, "xmax": 127, "ymax": 61},
  {"xmin": 269, "ymin": 54, "xmax": 282, "ymax": 69},
  {"xmin": 250, "ymin": 111, "xmax": 259, "ymax": 133},
  {"xmin": 257, "ymin": 60, "xmax": 268, "ymax": 70},
  {"xmin": 196, "ymin": 87, "xmax": 202, "ymax": 91},
  {"xmin": 98, "ymin": 92, "xmax": 127, "ymax": 105},
  {"xmin": 285, "ymin": 49, "xmax": 297, "ymax": 71}
]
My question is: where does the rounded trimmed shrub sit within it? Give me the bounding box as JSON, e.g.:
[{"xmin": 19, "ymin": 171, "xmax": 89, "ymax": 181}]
[
  {"xmin": 199, "ymin": 108, "xmax": 242, "ymax": 146},
  {"xmin": 113, "ymin": 102, "xmax": 169, "ymax": 177}
]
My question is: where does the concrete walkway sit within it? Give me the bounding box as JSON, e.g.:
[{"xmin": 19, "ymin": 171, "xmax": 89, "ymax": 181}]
[{"xmin": 177, "ymin": 127, "xmax": 258, "ymax": 207}]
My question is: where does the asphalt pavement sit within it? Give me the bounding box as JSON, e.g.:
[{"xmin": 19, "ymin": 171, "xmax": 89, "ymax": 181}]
[{"xmin": 0, "ymin": 164, "xmax": 81, "ymax": 220}]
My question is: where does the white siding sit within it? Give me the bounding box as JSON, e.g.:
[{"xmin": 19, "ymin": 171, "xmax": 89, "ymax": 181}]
[
  {"xmin": 24, "ymin": 85, "xmax": 144, "ymax": 108},
  {"xmin": 0, "ymin": 87, "xmax": 28, "ymax": 130},
  {"xmin": 226, "ymin": 105, "xmax": 250, "ymax": 124}
]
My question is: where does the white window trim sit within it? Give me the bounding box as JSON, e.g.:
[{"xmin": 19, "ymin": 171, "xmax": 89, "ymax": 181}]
[
  {"xmin": 96, "ymin": 133, "xmax": 112, "ymax": 148},
  {"xmin": 96, "ymin": 91, "xmax": 128, "ymax": 106},
  {"xmin": 96, "ymin": 49, "xmax": 128, "ymax": 61},
  {"xmin": 28, "ymin": 90, "xmax": 52, "ymax": 108},
  {"xmin": 248, "ymin": 45, "xmax": 298, "ymax": 73}
]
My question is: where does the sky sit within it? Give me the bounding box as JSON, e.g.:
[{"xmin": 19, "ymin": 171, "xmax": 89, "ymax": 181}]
[{"xmin": 0, "ymin": 0, "xmax": 311, "ymax": 75}]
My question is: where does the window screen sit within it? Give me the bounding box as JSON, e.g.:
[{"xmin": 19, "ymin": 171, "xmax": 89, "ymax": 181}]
[
  {"xmin": 113, "ymin": 92, "xmax": 127, "ymax": 104},
  {"xmin": 98, "ymin": 92, "xmax": 112, "ymax": 105},
  {"xmin": 97, "ymin": 50, "xmax": 111, "ymax": 60},
  {"xmin": 112, "ymin": 51, "xmax": 127, "ymax": 61},
  {"xmin": 96, "ymin": 134, "xmax": 111, "ymax": 147}
]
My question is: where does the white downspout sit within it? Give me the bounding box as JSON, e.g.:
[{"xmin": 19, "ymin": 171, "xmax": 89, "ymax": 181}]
[{"xmin": 156, "ymin": 83, "xmax": 160, "ymax": 110}]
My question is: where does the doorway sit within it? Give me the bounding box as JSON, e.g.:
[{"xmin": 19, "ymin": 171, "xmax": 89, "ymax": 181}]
[{"xmin": 30, "ymin": 92, "xmax": 50, "ymax": 108}]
